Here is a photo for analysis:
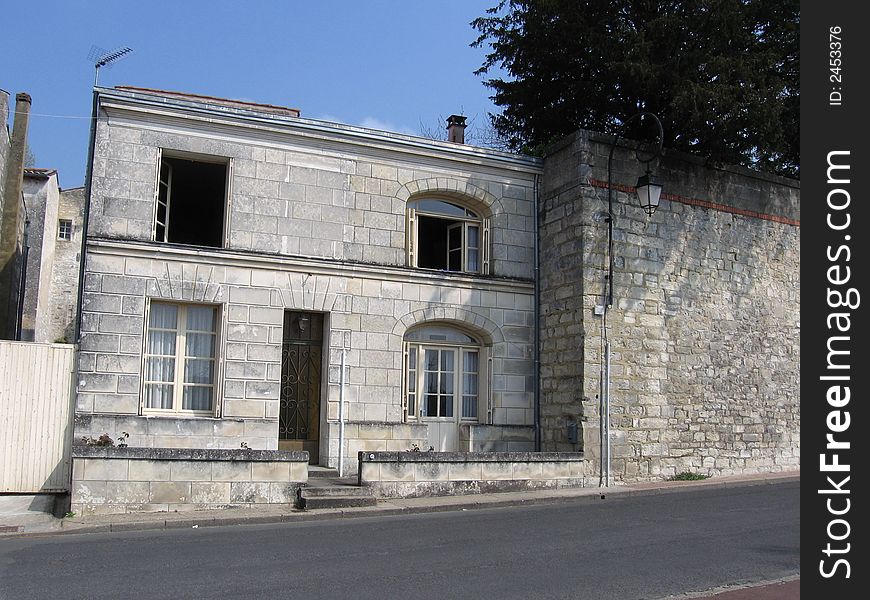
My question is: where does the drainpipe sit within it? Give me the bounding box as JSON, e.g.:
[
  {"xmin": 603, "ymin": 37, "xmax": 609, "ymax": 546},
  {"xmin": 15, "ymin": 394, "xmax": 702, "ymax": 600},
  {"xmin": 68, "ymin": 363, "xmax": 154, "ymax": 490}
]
[
  {"xmin": 73, "ymin": 88, "xmax": 99, "ymax": 345},
  {"xmin": 337, "ymin": 347, "xmax": 347, "ymax": 477},
  {"xmin": 533, "ymin": 173, "xmax": 541, "ymax": 452}
]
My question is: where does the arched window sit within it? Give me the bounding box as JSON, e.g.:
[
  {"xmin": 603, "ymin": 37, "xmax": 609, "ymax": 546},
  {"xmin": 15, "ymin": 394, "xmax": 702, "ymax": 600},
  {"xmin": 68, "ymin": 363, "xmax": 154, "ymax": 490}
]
[
  {"xmin": 407, "ymin": 198, "xmax": 490, "ymax": 274},
  {"xmin": 403, "ymin": 325, "xmax": 488, "ymax": 425}
]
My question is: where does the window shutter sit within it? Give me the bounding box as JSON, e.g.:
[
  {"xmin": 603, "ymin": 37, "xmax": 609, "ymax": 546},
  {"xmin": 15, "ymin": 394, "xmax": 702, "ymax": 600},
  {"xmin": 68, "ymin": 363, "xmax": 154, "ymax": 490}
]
[
  {"xmin": 152, "ymin": 148, "xmax": 162, "ymax": 241},
  {"xmin": 223, "ymin": 158, "xmax": 233, "ymax": 248},
  {"xmin": 406, "ymin": 207, "xmax": 416, "ymax": 267},
  {"xmin": 481, "ymin": 216, "xmax": 491, "ymax": 275},
  {"xmin": 402, "ymin": 341, "xmax": 410, "ymax": 421}
]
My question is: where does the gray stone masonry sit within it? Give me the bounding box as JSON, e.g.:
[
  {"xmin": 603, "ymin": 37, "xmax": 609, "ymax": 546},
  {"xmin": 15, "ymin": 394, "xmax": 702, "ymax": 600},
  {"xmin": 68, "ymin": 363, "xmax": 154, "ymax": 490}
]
[
  {"xmin": 358, "ymin": 451, "xmax": 586, "ymax": 498},
  {"xmin": 71, "ymin": 445, "xmax": 308, "ymax": 515},
  {"xmin": 539, "ymin": 130, "xmax": 799, "ymax": 482},
  {"xmin": 77, "ymin": 87, "xmax": 541, "ymax": 472}
]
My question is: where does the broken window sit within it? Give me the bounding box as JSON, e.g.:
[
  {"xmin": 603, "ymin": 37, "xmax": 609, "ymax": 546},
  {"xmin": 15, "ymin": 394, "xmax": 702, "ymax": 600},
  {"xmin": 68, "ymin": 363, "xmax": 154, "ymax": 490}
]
[
  {"xmin": 407, "ymin": 199, "xmax": 489, "ymax": 274},
  {"xmin": 155, "ymin": 153, "xmax": 228, "ymax": 248}
]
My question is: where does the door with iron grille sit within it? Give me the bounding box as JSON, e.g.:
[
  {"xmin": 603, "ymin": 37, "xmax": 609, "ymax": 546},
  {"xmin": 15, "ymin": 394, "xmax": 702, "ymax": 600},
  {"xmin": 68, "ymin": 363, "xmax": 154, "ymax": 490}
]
[{"xmin": 278, "ymin": 311, "xmax": 323, "ymax": 463}]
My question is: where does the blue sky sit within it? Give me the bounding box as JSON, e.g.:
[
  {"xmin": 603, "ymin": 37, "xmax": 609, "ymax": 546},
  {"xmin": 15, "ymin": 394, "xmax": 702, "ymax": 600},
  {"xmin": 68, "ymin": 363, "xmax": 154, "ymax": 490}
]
[{"xmin": 2, "ymin": 1, "xmax": 503, "ymax": 189}]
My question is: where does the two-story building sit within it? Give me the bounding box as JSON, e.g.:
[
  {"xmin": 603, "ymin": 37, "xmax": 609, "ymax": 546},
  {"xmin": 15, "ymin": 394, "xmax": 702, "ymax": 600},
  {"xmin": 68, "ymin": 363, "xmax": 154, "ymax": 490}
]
[{"xmin": 75, "ymin": 86, "xmax": 542, "ymax": 473}]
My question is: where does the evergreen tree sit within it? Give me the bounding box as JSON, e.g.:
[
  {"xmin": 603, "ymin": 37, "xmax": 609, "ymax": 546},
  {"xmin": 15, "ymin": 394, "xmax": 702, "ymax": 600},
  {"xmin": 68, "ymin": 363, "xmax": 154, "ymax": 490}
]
[{"xmin": 472, "ymin": 0, "xmax": 799, "ymax": 177}]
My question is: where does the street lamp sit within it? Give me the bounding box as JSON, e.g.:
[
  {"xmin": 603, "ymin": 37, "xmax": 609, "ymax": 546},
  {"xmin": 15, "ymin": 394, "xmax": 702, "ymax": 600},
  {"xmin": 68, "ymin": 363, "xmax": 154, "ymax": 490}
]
[{"xmin": 600, "ymin": 112, "xmax": 665, "ymax": 487}]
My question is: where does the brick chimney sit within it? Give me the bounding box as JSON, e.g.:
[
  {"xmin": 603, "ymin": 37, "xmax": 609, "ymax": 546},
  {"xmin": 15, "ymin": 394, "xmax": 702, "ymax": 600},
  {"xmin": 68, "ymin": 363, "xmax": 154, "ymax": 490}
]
[{"xmin": 446, "ymin": 115, "xmax": 467, "ymax": 144}]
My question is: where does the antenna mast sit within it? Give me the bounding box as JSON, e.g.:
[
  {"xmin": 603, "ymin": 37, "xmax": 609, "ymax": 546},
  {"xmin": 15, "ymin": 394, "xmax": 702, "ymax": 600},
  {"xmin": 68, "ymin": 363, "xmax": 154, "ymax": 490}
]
[{"xmin": 89, "ymin": 46, "xmax": 133, "ymax": 86}]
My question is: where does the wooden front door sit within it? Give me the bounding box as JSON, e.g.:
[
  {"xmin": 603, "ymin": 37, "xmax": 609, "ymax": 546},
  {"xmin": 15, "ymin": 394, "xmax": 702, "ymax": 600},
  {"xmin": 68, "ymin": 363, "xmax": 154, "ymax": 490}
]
[{"xmin": 278, "ymin": 311, "xmax": 323, "ymax": 463}]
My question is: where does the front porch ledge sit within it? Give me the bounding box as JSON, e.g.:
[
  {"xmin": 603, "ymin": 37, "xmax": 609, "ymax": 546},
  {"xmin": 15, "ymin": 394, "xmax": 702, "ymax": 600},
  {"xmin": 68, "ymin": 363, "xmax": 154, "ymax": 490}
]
[{"xmin": 72, "ymin": 445, "xmax": 309, "ymax": 462}]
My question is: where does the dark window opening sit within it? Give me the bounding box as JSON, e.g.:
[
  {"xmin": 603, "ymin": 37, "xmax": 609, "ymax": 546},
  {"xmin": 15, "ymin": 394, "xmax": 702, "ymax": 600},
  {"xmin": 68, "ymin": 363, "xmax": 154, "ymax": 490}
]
[
  {"xmin": 417, "ymin": 215, "xmax": 452, "ymax": 270},
  {"xmin": 157, "ymin": 156, "xmax": 226, "ymax": 248}
]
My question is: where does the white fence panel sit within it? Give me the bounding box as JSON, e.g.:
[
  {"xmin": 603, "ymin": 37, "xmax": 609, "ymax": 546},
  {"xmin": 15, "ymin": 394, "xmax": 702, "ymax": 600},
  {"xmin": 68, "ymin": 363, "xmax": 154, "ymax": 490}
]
[{"xmin": 0, "ymin": 341, "xmax": 76, "ymax": 492}]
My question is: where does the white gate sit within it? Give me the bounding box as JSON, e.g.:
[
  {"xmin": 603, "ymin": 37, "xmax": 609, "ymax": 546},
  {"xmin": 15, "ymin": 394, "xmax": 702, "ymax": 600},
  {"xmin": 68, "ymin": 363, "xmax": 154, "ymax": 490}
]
[{"xmin": 0, "ymin": 341, "xmax": 76, "ymax": 492}]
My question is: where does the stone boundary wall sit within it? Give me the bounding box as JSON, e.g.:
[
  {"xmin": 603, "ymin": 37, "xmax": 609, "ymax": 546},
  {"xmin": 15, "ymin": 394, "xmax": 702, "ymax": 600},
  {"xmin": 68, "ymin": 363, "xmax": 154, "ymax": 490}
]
[
  {"xmin": 358, "ymin": 451, "xmax": 586, "ymax": 498},
  {"xmin": 539, "ymin": 129, "xmax": 800, "ymax": 481},
  {"xmin": 71, "ymin": 446, "xmax": 308, "ymax": 515}
]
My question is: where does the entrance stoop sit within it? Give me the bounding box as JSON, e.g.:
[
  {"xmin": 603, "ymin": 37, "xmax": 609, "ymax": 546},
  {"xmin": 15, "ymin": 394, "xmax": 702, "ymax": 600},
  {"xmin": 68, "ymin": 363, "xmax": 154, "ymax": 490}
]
[{"xmin": 296, "ymin": 467, "xmax": 377, "ymax": 509}]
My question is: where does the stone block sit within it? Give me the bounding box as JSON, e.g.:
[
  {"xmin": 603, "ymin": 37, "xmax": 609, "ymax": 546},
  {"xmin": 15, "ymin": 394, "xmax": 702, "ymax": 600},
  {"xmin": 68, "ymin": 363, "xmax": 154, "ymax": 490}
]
[
  {"xmin": 360, "ymin": 462, "xmax": 379, "ymax": 482},
  {"xmin": 511, "ymin": 462, "xmax": 544, "ymax": 480},
  {"xmin": 128, "ymin": 459, "xmax": 171, "ymax": 481},
  {"xmin": 480, "ymin": 461, "xmax": 513, "ymax": 481},
  {"xmin": 212, "ymin": 461, "xmax": 252, "ymax": 481},
  {"xmin": 191, "ymin": 482, "xmax": 232, "ymax": 504},
  {"xmin": 72, "ymin": 480, "xmax": 107, "ymax": 504},
  {"xmin": 230, "ymin": 482, "xmax": 270, "ymax": 504},
  {"xmin": 289, "ymin": 462, "xmax": 308, "ymax": 482},
  {"xmin": 170, "ymin": 460, "xmax": 213, "ymax": 482},
  {"xmin": 106, "ymin": 481, "xmax": 150, "ymax": 504},
  {"xmin": 269, "ymin": 482, "xmax": 298, "ymax": 503},
  {"xmin": 378, "ymin": 461, "xmax": 415, "ymax": 482},
  {"xmin": 251, "ymin": 461, "xmax": 290, "ymax": 482},
  {"xmin": 150, "ymin": 482, "xmax": 191, "ymax": 504},
  {"xmin": 414, "ymin": 462, "xmax": 448, "ymax": 482},
  {"xmin": 448, "ymin": 462, "xmax": 482, "ymax": 482},
  {"xmin": 357, "ymin": 423, "xmax": 392, "ymax": 440},
  {"xmin": 541, "ymin": 462, "xmax": 572, "ymax": 479},
  {"xmin": 83, "ymin": 458, "xmax": 129, "ymax": 481}
]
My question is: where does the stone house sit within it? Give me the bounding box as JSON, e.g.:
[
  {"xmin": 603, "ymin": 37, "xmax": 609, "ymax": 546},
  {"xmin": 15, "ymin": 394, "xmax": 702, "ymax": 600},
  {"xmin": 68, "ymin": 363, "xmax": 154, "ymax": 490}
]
[
  {"xmin": 73, "ymin": 85, "xmax": 800, "ymax": 492},
  {"xmin": 75, "ymin": 86, "xmax": 541, "ymax": 473},
  {"xmin": 20, "ymin": 169, "xmax": 84, "ymax": 343}
]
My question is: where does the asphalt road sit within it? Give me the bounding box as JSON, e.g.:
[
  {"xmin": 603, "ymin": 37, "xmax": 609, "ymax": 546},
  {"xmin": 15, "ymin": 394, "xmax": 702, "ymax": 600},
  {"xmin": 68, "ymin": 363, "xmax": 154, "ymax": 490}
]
[{"xmin": 0, "ymin": 481, "xmax": 799, "ymax": 600}]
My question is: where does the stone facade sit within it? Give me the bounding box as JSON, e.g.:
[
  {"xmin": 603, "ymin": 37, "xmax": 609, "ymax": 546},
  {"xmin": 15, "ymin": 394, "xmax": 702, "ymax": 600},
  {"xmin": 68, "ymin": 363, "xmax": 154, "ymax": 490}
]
[
  {"xmin": 538, "ymin": 130, "xmax": 800, "ymax": 481},
  {"xmin": 76, "ymin": 87, "xmax": 541, "ymax": 474},
  {"xmin": 17, "ymin": 172, "xmax": 83, "ymax": 342}
]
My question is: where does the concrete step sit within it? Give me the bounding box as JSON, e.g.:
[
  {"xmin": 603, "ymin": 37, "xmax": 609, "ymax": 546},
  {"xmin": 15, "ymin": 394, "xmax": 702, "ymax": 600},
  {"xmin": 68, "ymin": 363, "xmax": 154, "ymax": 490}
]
[
  {"xmin": 297, "ymin": 495, "xmax": 378, "ymax": 510},
  {"xmin": 308, "ymin": 466, "xmax": 341, "ymax": 478},
  {"xmin": 296, "ymin": 478, "xmax": 377, "ymax": 509}
]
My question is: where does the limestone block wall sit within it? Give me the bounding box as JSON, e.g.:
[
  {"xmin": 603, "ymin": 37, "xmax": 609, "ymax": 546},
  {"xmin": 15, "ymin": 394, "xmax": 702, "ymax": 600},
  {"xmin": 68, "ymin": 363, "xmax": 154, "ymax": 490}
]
[
  {"xmin": 358, "ymin": 451, "xmax": 586, "ymax": 498},
  {"xmin": 76, "ymin": 243, "xmax": 535, "ymax": 466},
  {"xmin": 71, "ymin": 446, "xmax": 308, "ymax": 515},
  {"xmin": 20, "ymin": 174, "xmax": 59, "ymax": 341},
  {"xmin": 88, "ymin": 87, "xmax": 540, "ymax": 280},
  {"xmin": 539, "ymin": 130, "xmax": 800, "ymax": 481},
  {"xmin": 49, "ymin": 187, "xmax": 85, "ymax": 342}
]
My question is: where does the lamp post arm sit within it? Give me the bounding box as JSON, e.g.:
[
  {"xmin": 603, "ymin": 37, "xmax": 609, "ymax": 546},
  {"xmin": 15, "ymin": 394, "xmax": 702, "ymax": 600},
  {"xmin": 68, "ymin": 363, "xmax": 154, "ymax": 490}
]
[{"xmin": 605, "ymin": 112, "xmax": 664, "ymax": 308}]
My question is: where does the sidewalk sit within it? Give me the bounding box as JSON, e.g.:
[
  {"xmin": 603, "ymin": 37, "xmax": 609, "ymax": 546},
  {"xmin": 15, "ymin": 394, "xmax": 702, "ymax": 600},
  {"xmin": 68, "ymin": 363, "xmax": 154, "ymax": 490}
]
[{"xmin": 0, "ymin": 470, "xmax": 798, "ymax": 538}]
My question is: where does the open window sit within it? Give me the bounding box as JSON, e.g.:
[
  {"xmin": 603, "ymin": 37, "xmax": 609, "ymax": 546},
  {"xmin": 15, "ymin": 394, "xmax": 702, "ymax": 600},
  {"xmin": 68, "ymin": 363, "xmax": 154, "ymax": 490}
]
[
  {"xmin": 155, "ymin": 151, "xmax": 229, "ymax": 248},
  {"xmin": 407, "ymin": 199, "xmax": 489, "ymax": 274}
]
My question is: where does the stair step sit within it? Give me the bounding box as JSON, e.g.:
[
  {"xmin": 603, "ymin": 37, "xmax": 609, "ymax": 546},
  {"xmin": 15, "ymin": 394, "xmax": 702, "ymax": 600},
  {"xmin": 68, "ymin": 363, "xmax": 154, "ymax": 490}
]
[
  {"xmin": 298, "ymin": 495, "xmax": 378, "ymax": 510},
  {"xmin": 308, "ymin": 467, "xmax": 341, "ymax": 479}
]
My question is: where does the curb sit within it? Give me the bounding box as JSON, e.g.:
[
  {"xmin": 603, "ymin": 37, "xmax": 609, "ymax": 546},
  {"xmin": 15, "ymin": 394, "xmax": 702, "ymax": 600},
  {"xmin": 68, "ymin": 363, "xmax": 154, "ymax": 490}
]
[{"xmin": 3, "ymin": 473, "xmax": 799, "ymax": 539}]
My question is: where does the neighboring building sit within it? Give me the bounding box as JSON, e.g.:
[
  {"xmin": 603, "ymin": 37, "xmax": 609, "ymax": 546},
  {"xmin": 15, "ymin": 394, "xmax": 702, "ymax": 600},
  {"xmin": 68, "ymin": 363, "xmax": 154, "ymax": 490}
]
[
  {"xmin": 19, "ymin": 169, "xmax": 84, "ymax": 342},
  {"xmin": 75, "ymin": 86, "xmax": 541, "ymax": 472}
]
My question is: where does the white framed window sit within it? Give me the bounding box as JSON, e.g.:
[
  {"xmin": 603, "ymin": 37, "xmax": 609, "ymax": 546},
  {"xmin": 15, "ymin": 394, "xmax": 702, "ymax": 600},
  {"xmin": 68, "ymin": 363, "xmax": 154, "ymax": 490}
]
[
  {"xmin": 403, "ymin": 325, "xmax": 487, "ymax": 423},
  {"xmin": 407, "ymin": 198, "xmax": 490, "ymax": 274},
  {"xmin": 154, "ymin": 150, "xmax": 231, "ymax": 248},
  {"xmin": 58, "ymin": 219, "xmax": 73, "ymax": 241},
  {"xmin": 143, "ymin": 301, "xmax": 219, "ymax": 415}
]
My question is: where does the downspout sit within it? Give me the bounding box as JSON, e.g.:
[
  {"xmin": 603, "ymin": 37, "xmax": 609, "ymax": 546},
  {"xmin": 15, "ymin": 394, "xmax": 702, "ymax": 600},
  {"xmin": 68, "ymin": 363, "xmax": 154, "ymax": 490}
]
[
  {"xmin": 337, "ymin": 347, "xmax": 347, "ymax": 477},
  {"xmin": 533, "ymin": 173, "xmax": 541, "ymax": 451},
  {"xmin": 73, "ymin": 88, "xmax": 99, "ymax": 345}
]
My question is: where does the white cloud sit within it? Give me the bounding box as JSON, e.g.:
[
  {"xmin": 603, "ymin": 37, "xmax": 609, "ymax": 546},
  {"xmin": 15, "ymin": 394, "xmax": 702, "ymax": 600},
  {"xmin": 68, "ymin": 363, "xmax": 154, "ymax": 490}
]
[{"xmin": 358, "ymin": 116, "xmax": 417, "ymax": 136}]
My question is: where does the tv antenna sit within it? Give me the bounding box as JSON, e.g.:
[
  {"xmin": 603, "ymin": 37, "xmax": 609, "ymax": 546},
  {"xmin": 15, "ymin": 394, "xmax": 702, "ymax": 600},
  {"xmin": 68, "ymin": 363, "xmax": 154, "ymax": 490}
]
[{"xmin": 88, "ymin": 46, "xmax": 133, "ymax": 86}]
